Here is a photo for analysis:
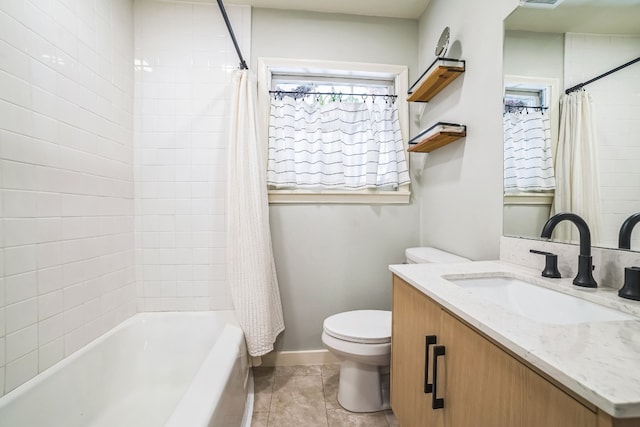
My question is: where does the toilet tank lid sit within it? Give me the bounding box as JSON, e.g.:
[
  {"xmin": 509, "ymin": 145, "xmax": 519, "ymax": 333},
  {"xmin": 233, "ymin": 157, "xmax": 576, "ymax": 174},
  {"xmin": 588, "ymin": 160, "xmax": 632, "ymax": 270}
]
[{"xmin": 405, "ymin": 247, "xmax": 471, "ymax": 264}]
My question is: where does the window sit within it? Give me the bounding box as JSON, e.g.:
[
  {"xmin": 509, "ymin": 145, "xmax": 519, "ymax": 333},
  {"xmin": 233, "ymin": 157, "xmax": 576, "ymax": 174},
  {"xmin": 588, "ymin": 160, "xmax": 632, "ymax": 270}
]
[
  {"xmin": 504, "ymin": 87, "xmax": 547, "ymax": 110},
  {"xmin": 258, "ymin": 58, "xmax": 411, "ymax": 204},
  {"xmin": 503, "ymin": 79, "xmax": 559, "ymax": 199}
]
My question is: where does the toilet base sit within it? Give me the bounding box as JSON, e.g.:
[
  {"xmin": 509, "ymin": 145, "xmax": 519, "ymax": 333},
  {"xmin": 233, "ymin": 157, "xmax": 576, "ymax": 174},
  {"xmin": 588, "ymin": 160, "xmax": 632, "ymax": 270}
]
[{"xmin": 336, "ymin": 360, "xmax": 390, "ymax": 413}]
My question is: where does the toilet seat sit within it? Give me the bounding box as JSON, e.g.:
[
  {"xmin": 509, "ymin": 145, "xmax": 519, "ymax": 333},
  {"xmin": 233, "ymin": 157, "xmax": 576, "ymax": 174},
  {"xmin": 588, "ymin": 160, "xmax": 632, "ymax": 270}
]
[{"xmin": 323, "ymin": 310, "xmax": 391, "ymax": 344}]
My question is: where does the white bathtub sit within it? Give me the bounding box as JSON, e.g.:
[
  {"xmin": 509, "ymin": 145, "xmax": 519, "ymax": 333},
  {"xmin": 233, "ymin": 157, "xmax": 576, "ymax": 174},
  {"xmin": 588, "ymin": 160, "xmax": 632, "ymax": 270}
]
[{"xmin": 0, "ymin": 311, "xmax": 252, "ymax": 427}]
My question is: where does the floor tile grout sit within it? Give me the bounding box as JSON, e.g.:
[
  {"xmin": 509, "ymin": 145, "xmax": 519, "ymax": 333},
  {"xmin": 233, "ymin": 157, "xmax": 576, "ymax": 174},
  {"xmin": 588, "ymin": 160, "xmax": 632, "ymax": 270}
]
[{"xmin": 250, "ymin": 364, "xmax": 397, "ymax": 427}]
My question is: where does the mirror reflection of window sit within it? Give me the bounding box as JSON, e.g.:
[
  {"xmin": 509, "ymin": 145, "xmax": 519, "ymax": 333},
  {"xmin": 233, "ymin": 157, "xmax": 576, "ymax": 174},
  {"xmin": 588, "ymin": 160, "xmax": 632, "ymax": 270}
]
[
  {"xmin": 503, "ymin": 86, "xmax": 555, "ymax": 195},
  {"xmin": 503, "ymin": 1, "xmax": 640, "ymax": 250}
]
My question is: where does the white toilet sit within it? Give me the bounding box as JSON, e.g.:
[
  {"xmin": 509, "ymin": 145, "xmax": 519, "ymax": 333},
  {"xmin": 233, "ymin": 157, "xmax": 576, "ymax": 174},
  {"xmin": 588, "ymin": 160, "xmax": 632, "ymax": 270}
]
[{"xmin": 321, "ymin": 247, "xmax": 471, "ymax": 413}]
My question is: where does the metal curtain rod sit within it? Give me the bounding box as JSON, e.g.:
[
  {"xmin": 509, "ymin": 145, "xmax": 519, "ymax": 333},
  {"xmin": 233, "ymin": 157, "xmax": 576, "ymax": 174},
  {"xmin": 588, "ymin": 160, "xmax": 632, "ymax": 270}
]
[
  {"xmin": 503, "ymin": 105, "xmax": 548, "ymax": 113},
  {"xmin": 565, "ymin": 56, "xmax": 640, "ymax": 95},
  {"xmin": 216, "ymin": 0, "xmax": 248, "ymax": 70},
  {"xmin": 269, "ymin": 90, "xmax": 397, "ymax": 99}
]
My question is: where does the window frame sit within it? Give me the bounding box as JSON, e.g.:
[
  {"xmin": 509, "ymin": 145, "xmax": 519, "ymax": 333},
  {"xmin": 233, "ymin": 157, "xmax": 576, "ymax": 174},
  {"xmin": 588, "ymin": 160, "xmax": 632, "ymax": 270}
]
[{"xmin": 257, "ymin": 57, "xmax": 411, "ymax": 204}]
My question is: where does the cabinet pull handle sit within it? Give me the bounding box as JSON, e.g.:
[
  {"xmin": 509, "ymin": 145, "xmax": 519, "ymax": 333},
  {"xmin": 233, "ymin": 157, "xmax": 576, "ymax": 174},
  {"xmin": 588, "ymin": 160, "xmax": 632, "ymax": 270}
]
[
  {"xmin": 424, "ymin": 335, "xmax": 437, "ymax": 393},
  {"xmin": 432, "ymin": 345, "xmax": 445, "ymax": 409}
]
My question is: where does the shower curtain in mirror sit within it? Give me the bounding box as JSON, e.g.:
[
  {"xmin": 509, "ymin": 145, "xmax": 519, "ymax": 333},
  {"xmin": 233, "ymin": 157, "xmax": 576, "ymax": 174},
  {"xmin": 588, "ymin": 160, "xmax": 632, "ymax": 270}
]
[
  {"xmin": 227, "ymin": 69, "xmax": 284, "ymax": 358},
  {"xmin": 551, "ymin": 90, "xmax": 603, "ymax": 244}
]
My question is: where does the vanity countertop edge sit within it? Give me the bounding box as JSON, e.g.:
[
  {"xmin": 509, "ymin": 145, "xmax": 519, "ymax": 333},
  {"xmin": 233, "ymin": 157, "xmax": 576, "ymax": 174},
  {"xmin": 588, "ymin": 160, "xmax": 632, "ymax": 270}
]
[{"xmin": 389, "ymin": 260, "xmax": 640, "ymax": 419}]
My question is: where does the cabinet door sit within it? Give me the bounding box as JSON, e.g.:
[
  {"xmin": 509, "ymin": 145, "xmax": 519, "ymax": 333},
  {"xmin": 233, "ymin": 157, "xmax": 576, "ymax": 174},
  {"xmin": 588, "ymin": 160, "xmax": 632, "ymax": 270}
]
[
  {"xmin": 439, "ymin": 310, "xmax": 597, "ymax": 427},
  {"xmin": 391, "ymin": 277, "xmax": 443, "ymax": 427}
]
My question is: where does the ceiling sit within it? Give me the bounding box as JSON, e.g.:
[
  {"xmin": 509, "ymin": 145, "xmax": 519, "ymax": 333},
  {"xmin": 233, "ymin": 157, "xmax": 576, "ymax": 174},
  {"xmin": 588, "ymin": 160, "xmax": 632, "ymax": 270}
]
[
  {"xmin": 505, "ymin": 0, "xmax": 640, "ymax": 34},
  {"xmin": 186, "ymin": 0, "xmax": 639, "ymax": 32},
  {"xmin": 201, "ymin": 0, "xmax": 431, "ymax": 19}
]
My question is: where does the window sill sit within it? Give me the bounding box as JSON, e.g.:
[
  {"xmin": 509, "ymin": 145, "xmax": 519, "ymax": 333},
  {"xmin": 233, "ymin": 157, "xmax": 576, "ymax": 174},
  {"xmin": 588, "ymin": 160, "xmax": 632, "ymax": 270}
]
[
  {"xmin": 503, "ymin": 192, "xmax": 554, "ymax": 205},
  {"xmin": 268, "ymin": 188, "xmax": 411, "ymax": 205}
]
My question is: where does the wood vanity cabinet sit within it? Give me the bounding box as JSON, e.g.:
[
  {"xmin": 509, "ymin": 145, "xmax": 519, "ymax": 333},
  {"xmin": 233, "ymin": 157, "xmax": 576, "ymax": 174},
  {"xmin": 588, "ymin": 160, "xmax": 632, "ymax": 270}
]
[
  {"xmin": 391, "ymin": 276, "xmax": 444, "ymax": 427},
  {"xmin": 391, "ymin": 275, "xmax": 611, "ymax": 427}
]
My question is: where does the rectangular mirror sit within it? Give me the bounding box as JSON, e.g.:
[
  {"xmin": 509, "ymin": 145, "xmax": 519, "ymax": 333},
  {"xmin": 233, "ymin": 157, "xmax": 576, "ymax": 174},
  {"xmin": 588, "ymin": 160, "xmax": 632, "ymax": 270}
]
[{"xmin": 503, "ymin": 0, "xmax": 640, "ymax": 250}]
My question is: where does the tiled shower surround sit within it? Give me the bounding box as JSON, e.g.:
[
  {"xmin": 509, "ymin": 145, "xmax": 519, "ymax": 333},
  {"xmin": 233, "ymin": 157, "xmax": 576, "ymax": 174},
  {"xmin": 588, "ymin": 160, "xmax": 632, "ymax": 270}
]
[
  {"xmin": 0, "ymin": 0, "xmax": 249, "ymax": 395},
  {"xmin": 0, "ymin": 0, "xmax": 136, "ymax": 394},
  {"xmin": 134, "ymin": 0, "xmax": 249, "ymax": 312}
]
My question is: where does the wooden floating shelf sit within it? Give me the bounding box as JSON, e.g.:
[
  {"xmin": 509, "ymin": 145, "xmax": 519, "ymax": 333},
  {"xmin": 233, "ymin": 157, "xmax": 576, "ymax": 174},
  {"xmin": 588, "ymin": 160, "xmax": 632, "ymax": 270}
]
[
  {"xmin": 408, "ymin": 123, "xmax": 467, "ymax": 153},
  {"xmin": 407, "ymin": 58, "xmax": 465, "ymax": 103}
]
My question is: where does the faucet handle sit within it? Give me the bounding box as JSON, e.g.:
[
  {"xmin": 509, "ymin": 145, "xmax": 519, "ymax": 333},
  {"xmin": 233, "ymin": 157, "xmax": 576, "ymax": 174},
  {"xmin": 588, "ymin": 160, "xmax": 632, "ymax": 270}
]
[{"xmin": 530, "ymin": 249, "xmax": 561, "ymax": 278}]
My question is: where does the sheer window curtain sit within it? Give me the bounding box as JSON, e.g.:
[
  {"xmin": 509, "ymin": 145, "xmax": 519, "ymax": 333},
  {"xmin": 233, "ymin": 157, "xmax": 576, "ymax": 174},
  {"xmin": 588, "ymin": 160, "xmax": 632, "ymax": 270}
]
[
  {"xmin": 503, "ymin": 110, "xmax": 556, "ymax": 193},
  {"xmin": 227, "ymin": 69, "xmax": 284, "ymax": 358},
  {"xmin": 267, "ymin": 96, "xmax": 410, "ymax": 190},
  {"xmin": 551, "ymin": 90, "xmax": 603, "ymax": 244}
]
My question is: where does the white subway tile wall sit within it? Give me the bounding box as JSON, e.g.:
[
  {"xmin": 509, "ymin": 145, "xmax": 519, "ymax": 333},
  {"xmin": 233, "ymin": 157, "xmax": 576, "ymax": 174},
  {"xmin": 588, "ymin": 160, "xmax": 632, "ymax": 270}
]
[
  {"xmin": 564, "ymin": 34, "xmax": 640, "ymax": 249},
  {"xmin": 134, "ymin": 1, "xmax": 249, "ymax": 311},
  {"xmin": 0, "ymin": 0, "xmax": 136, "ymax": 395}
]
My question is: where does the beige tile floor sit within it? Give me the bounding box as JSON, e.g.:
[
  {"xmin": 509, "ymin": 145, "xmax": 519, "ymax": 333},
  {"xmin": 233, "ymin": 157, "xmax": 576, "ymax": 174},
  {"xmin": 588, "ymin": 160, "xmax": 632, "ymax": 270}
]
[{"xmin": 250, "ymin": 364, "xmax": 398, "ymax": 427}]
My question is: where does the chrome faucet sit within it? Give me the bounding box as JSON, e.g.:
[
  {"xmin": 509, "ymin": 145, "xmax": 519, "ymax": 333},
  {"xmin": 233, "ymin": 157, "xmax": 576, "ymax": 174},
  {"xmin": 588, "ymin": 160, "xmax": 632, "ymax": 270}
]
[
  {"xmin": 540, "ymin": 213, "xmax": 597, "ymax": 288},
  {"xmin": 618, "ymin": 212, "xmax": 640, "ymax": 250}
]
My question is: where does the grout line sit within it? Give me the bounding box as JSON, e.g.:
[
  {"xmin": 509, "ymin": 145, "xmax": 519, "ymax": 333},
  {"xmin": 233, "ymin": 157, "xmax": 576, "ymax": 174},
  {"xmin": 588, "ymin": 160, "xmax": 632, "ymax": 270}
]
[
  {"xmin": 269, "ymin": 366, "xmax": 276, "ymax": 427},
  {"xmin": 321, "ymin": 365, "xmax": 330, "ymax": 427}
]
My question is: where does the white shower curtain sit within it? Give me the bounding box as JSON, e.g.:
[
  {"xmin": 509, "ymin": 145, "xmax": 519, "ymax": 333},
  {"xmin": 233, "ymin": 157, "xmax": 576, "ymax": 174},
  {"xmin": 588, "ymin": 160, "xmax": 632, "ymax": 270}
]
[
  {"xmin": 227, "ymin": 69, "xmax": 285, "ymax": 357},
  {"xmin": 551, "ymin": 90, "xmax": 603, "ymax": 244}
]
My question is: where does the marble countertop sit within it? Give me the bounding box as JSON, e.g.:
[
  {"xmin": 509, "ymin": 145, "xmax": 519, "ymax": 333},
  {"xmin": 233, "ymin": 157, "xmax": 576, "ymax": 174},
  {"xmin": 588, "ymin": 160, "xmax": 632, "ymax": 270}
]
[{"xmin": 389, "ymin": 260, "xmax": 640, "ymax": 418}]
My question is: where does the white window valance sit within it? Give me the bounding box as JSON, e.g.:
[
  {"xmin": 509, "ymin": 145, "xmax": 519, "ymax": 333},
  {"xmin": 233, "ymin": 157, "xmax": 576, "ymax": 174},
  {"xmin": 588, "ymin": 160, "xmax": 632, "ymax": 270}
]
[
  {"xmin": 267, "ymin": 96, "xmax": 410, "ymax": 190},
  {"xmin": 503, "ymin": 110, "xmax": 556, "ymax": 193}
]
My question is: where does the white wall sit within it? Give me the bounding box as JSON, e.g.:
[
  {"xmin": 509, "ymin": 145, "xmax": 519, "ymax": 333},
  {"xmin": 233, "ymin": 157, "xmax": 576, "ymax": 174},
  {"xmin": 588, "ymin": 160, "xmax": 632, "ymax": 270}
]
[
  {"xmin": 252, "ymin": 8, "xmax": 420, "ymax": 350},
  {"xmin": 503, "ymin": 30, "xmax": 564, "ymax": 82},
  {"xmin": 133, "ymin": 1, "xmax": 250, "ymax": 311},
  {"xmin": 415, "ymin": 0, "xmax": 519, "ymax": 261},
  {"xmin": 564, "ymin": 33, "xmax": 640, "ymax": 249},
  {"xmin": 0, "ymin": 0, "xmax": 136, "ymax": 395}
]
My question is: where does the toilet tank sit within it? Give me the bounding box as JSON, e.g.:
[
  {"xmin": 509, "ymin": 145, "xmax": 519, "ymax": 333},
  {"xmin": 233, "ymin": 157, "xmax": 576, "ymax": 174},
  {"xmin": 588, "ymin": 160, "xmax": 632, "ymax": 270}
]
[{"xmin": 405, "ymin": 247, "xmax": 471, "ymax": 264}]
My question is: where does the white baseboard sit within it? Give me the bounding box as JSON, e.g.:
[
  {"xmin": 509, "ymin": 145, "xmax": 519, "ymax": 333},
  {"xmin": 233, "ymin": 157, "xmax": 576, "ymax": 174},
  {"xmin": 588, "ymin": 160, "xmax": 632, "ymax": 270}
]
[{"xmin": 260, "ymin": 349, "xmax": 338, "ymax": 367}]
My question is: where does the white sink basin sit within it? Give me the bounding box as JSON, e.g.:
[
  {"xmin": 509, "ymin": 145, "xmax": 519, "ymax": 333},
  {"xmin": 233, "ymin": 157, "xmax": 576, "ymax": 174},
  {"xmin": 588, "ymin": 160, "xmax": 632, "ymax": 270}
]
[{"xmin": 448, "ymin": 276, "xmax": 635, "ymax": 325}]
